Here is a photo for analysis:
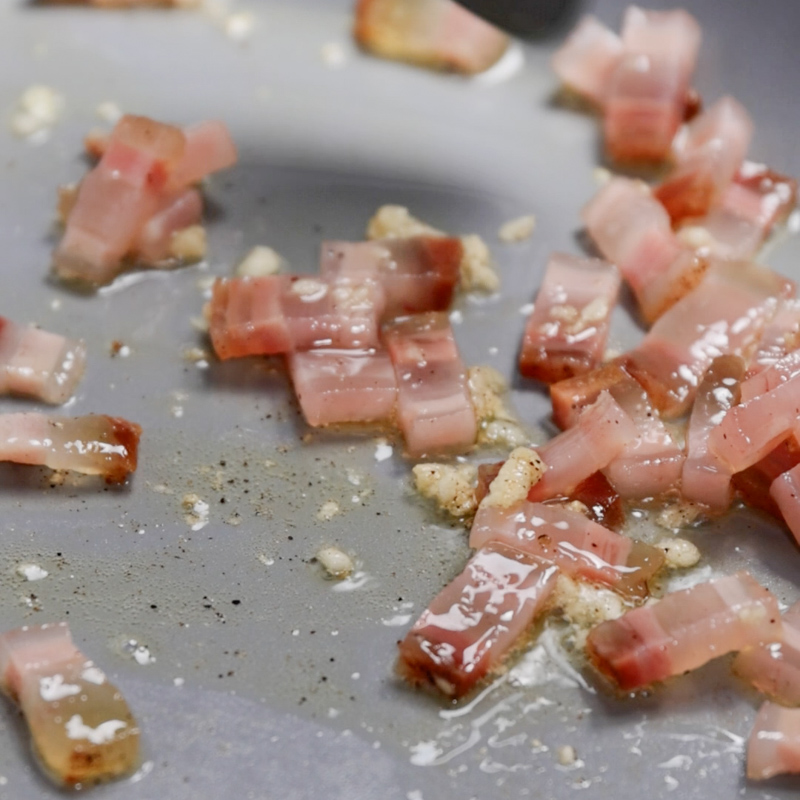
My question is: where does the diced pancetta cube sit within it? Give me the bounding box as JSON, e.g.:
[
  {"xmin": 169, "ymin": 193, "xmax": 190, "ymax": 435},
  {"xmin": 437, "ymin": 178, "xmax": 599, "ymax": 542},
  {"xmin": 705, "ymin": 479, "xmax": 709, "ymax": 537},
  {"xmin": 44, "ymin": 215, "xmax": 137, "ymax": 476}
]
[
  {"xmin": 288, "ymin": 348, "xmax": 397, "ymax": 427},
  {"xmin": 732, "ymin": 434, "xmax": 800, "ymax": 519},
  {"xmin": 320, "ymin": 236, "xmax": 462, "ymax": 316},
  {"xmin": 604, "ymin": 7, "xmax": 701, "ymax": 163},
  {"xmin": 54, "ymin": 115, "xmax": 186, "ymax": 285},
  {"xmin": 383, "ymin": 312, "xmax": 476, "ymax": 456},
  {"xmin": 682, "ymin": 355, "xmax": 745, "ymax": 509},
  {"xmin": 747, "ymin": 702, "xmax": 800, "ymax": 781},
  {"xmin": 622, "ymin": 260, "xmax": 789, "ymax": 418},
  {"xmin": 470, "ymin": 501, "xmax": 663, "ymax": 597},
  {"xmin": 551, "ymin": 15, "xmax": 623, "ymax": 107},
  {"xmin": 132, "ymin": 188, "xmax": 203, "ymax": 265},
  {"xmin": 208, "ymin": 275, "xmax": 386, "ymax": 359},
  {"xmin": 655, "ymin": 96, "xmax": 753, "ymax": 224},
  {"xmin": 528, "ymin": 391, "xmax": 638, "ymax": 501},
  {"xmin": 166, "ymin": 120, "xmax": 238, "ymax": 192},
  {"xmin": 0, "ymin": 622, "xmax": 139, "ymax": 787},
  {"xmin": 354, "ymin": 0, "xmax": 510, "ymax": 75},
  {"xmin": 397, "ymin": 543, "xmax": 558, "ymax": 697},
  {"xmin": 747, "ymin": 300, "xmax": 800, "ymax": 380},
  {"xmin": 0, "ymin": 317, "xmax": 86, "ymax": 404},
  {"xmin": 0, "ymin": 413, "xmax": 141, "ymax": 483},
  {"xmin": 734, "ymin": 601, "xmax": 800, "ymax": 706},
  {"xmin": 550, "ymin": 361, "xmax": 631, "ymax": 430},
  {"xmin": 518, "ymin": 252, "xmax": 620, "ymax": 383},
  {"xmin": 586, "ymin": 571, "xmax": 781, "ymax": 691},
  {"xmin": 582, "ymin": 178, "xmax": 705, "ymax": 322},
  {"xmin": 770, "ymin": 462, "xmax": 800, "ymax": 547}
]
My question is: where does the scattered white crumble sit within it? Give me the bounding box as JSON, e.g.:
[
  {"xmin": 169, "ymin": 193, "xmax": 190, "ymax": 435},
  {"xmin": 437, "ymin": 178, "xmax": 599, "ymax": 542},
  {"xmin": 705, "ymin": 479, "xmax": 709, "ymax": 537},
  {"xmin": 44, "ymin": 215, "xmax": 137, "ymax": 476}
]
[
  {"xmin": 225, "ymin": 11, "xmax": 256, "ymax": 42},
  {"xmin": 182, "ymin": 493, "xmax": 210, "ymax": 531},
  {"xmin": 95, "ymin": 101, "xmax": 122, "ymax": 124},
  {"xmin": 316, "ymin": 500, "xmax": 341, "ymax": 521},
  {"xmin": 519, "ymin": 302, "xmax": 535, "ymax": 315},
  {"xmin": 320, "ymin": 42, "xmax": 348, "ymax": 68},
  {"xmin": 656, "ymin": 537, "xmax": 701, "ymax": 569},
  {"xmin": 498, "ymin": 214, "xmax": 536, "ymax": 243},
  {"xmin": 257, "ymin": 553, "xmax": 275, "ymax": 567},
  {"xmin": 366, "ymin": 205, "xmax": 443, "ymax": 241},
  {"xmin": 316, "ymin": 546, "xmax": 354, "ymax": 579},
  {"xmin": 173, "ymin": 677, "xmax": 185, "ymax": 687},
  {"xmin": 657, "ymin": 501, "xmax": 702, "ymax": 530},
  {"xmin": 468, "ymin": 366, "xmax": 527, "ymax": 448},
  {"xmin": 482, "ymin": 447, "xmax": 545, "ymax": 509},
  {"xmin": 170, "ymin": 225, "xmax": 207, "ymax": 262},
  {"xmin": 11, "ymin": 85, "xmax": 64, "ymax": 139},
  {"xmin": 459, "ymin": 234, "xmax": 498, "ymax": 293},
  {"xmin": 171, "ymin": 405, "xmax": 184, "ymax": 419},
  {"xmin": 412, "ymin": 463, "xmax": 478, "ymax": 517},
  {"xmin": 480, "ymin": 419, "xmax": 528, "ymax": 448},
  {"xmin": 552, "ymin": 574, "xmax": 626, "ymax": 631},
  {"xmin": 16, "ymin": 563, "xmax": 48, "ymax": 582},
  {"xmin": 123, "ymin": 639, "xmax": 156, "ymax": 666},
  {"xmin": 235, "ymin": 245, "xmax": 285, "ymax": 277},
  {"xmin": 557, "ymin": 745, "xmax": 577, "ymax": 767},
  {"xmin": 374, "ymin": 441, "xmax": 393, "ymax": 462}
]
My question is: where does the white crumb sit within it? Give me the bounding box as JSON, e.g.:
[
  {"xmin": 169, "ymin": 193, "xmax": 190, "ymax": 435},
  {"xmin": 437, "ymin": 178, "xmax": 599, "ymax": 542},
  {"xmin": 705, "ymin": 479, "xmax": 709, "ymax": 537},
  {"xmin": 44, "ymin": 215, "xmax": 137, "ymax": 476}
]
[
  {"xmin": 320, "ymin": 42, "xmax": 348, "ymax": 68},
  {"xmin": 225, "ymin": 11, "xmax": 256, "ymax": 42},
  {"xmin": 459, "ymin": 234, "xmax": 498, "ymax": 293},
  {"xmin": 235, "ymin": 245, "xmax": 285, "ymax": 277},
  {"xmin": 316, "ymin": 546, "xmax": 354, "ymax": 579},
  {"xmin": 169, "ymin": 225, "xmax": 207, "ymax": 262},
  {"xmin": 374, "ymin": 441, "xmax": 393, "ymax": 462},
  {"xmin": 366, "ymin": 205, "xmax": 444, "ymax": 240},
  {"xmin": 482, "ymin": 447, "xmax": 545, "ymax": 509},
  {"xmin": 412, "ymin": 463, "xmax": 478, "ymax": 518},
  {"xmin": 16, "ymin": 563, "xmax": 48, "ymax": 582},
  {"xmin": 11, "ymin": 85, "xmax": 64, "ymax": 139},
  {"xmin": 95, "ymin": 101, "xmax": 122, "ymax": 123},
  {"xmin": 557, "ymin": 745, "xmax": 577, "ymax": 767},
  {"xmin": 498, "ymin": 214, "xmax": 536, "ymax": 243},
  {"xmin": 479, "ymin": 419, "xmax": 529, "ymax": 448},
  {"xmin": 467, "ymin": 366, "xmax": 527, "ymax": 447},
  {"xmin": 656, "ymin": 537, "xmax": 701, "ymax": 569},
  {"xmin": 552, "ymin": 574, "xmax": 626, "ymax": 649},
  {"xmin": 182, "ymin": 493, "xmax": 210, "ymax": 531},
  {"xmin": 656, "ymin": 501, "xmax": 702, "ymax": 530},
  {"xmin": 316, "ymin": 500, "xmax": 341, "ymax": 521}
]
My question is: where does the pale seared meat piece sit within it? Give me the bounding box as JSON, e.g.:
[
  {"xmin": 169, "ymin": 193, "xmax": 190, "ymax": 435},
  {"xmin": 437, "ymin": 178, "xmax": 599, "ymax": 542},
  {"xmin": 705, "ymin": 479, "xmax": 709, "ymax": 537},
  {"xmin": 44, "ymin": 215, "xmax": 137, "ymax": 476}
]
[
  {"xmin": 586, "ymin": 571, "xmax": 781, "ymax": 691},
  {"xmin": 655, "ymin": 96, "xmax": 753, "ymax": 224},
  {"xmin": 354, "ymin": 0, "xmax": 509, "ymax": 75},
  {"xmin": 470, "ymin": 501, "xmax": 663, "ymax": 597},
  {"xmin": 320, "ymin": 236, "xmax": 462, "ymax": 317},
  {"xmin": 747, "ymin": 702, "xmax": 800, "ymax": 781},
  {"xmin": 604, "ymin": 7, "xmax": 701, "ymax": 163},
  {"xmin": 397, "ymin": 542, "xmax": 558, "ymax": 697},
  {"xmin": 132, "ymin": 187, "xmax": 203, "ymax": 265},
  {"xmin": 0, "ymin": 413, "xmax": 141, "ymax": 483},
  {"xmin": 288, "ymin": 348, "xmax": 397, "ymax": 427},
  {"xmin": 735, "ymin": 601, "xmax": 800, "ymax": 706},
  {"xmin": 770, "ymin": 462, "xmax": 800, "ymax": 547},
  {"xmin": 746, "ymin": 299, "xmax": 800, "ymax": 381},
  {"xmin": 0, "ymin": 623, "xmax": 139, "ymax": 787},
  {"xmin": 681, "ymin": 355, "xmax": 745, "ymax": 510},
  {"xmin": 383, "ymin": 312, "xmax": 476, "ymax": 456},
  {"xmin": 518, "ymin": 252, "xmax": 620, "ymax": 384},
  {"xmin": 0, "ymin": 317, "xmax": 86, "ymax": 404}
]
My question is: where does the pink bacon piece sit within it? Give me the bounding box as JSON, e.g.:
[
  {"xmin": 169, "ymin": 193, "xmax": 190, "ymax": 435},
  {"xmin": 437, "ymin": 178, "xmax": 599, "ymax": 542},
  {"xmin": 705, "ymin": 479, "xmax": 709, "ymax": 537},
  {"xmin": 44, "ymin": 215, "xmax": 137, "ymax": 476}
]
[
  {"xmin": 527, "ymin": 391, "xmax": 638, "ymax": 502},
  {"xmin": 132, "ymin": 188, "xmax": 203, "ymax": 265},
  {"xmin": 747, "ymin": 702, "xmax": 800, "ymax": 781},
  {"xmin": 746, "ymin": 300, "xmax": 800, "ymax": 381},
  {"xmin": 397, "ymin": 542, "xmax": 558, "ymax": 697},
  {"xmin": 681, "ymin": 355, "xmax": 745, "ymax": 510},
  {"xmin": 470, "ymin": 501, "xmax": 663, "ymax": 597},
  {"xmin": 0, "ymin": 413, "xmax": 141, "ymax": 483},
  {"xmin": 734, "ymin": 600, "xmax": 800, "ymax": 706},
  {"xmin": 551, "ymin": 15, "xmax": 623, "ymax": 108},
  {"xmin": 354, "ymin": 0, "xmax": 510, "ymax": 75},
  {"xmin": 54, "ymin": 115, "xmax": 186, "ymax": 285},
  {"xmin": 0, "ymin": 623, "xmax": 139, "ymax": 787},
  {"xmin": 320, "ymin": 236, "xmax": 462, "ymax": 317},
  {"xmin": 383, "ymin": 312, "xmax": 476, "ymax": 456},
  {"xmin": 166, "ymin": 120, "xmax": 238, "ymax": 192},
  {"xmin": 732, "ymin": 435, "xmax": 800, "ymax": 520},
  {"xmin": 518, "ymin": 252, "xmax": 620, "ymax": 384},
  {"xmin": 655, "ymin": 96, "xmax": 753, "ymax": 224},
  {"xmin": 582, "ymin": 178, "xmax": 705, "ymax": 323},
  {"xmin": 208, "ymin": 275, "xmax": 385, "ymax": 360},
  {"xmin": 586, "ymin": 571, "xmax": 781, "ymax": 691},
  {"xmin": 0, "ymin": 317, "xmax": 86, "ymax": 404},
  {"xmin": 621, "ymin": 260, "xmax": 789, "ymax": 418},
  {"xmin": 288, "ymin": 348, "xmax": 397, "ymax": 427},
  {"xmin": 770, "ymin": 462, "xmax": 800, "ymax": 547},
  {"xmin": 604, "ymin": 7, "xmax": 701, "ymax": 163}
]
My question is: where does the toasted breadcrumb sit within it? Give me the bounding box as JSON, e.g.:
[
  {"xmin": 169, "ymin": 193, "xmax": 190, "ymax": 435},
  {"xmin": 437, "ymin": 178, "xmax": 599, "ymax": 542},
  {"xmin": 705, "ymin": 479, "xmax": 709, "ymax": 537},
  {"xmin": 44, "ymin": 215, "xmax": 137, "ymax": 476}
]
[
  {"xmin": 412, "ymin": 463, "xmax": 478, "ymax": 517},
  {"xmin": 366, "ymin": 205, "xmax": 444, "ymax": 240},
  {"xmin": 482, "ymin": 447, "xmax": 545, "ymax": 509},
  {"xmin": 655, "ymin": 537, "xmax": 701, "ymax": 569},
  {"xmin": 459, "ymin": 233, "xmax": 498, "ymax": 292},
  {"xmin": 467, "ymin": 366, "xmax": 527, "ymax": 447},
  {"xmin": 316, "ymin": 546, "xmax": 354, "ymax": 579},
  {"xmin": 479, "ymin": 419, "xmax": 528, "ymax": 448},
  {"xmin": 656, "ymin": 501, "xmax": 702, "ymax": 530},
  {"xmin": 169, "ymin": 225, "xmax": 207, "ymax": 262},
  {"xmin": 11, "ymin": 85, "xmax": 63, "ymax": 138},
  {"xmin": 316, "ymin": 500, "xmax": 341, "ymax": 521},
  {"xmin": 498, "ymin": 214, "xmax": 536, "ymax": 243},
  {"xmin": 235, "ymin": 245, "xmax": 285, "ymax": 277},
  {"xmin": 552, "ymin": 574, "xmax": 626, "ymax": 649}
]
